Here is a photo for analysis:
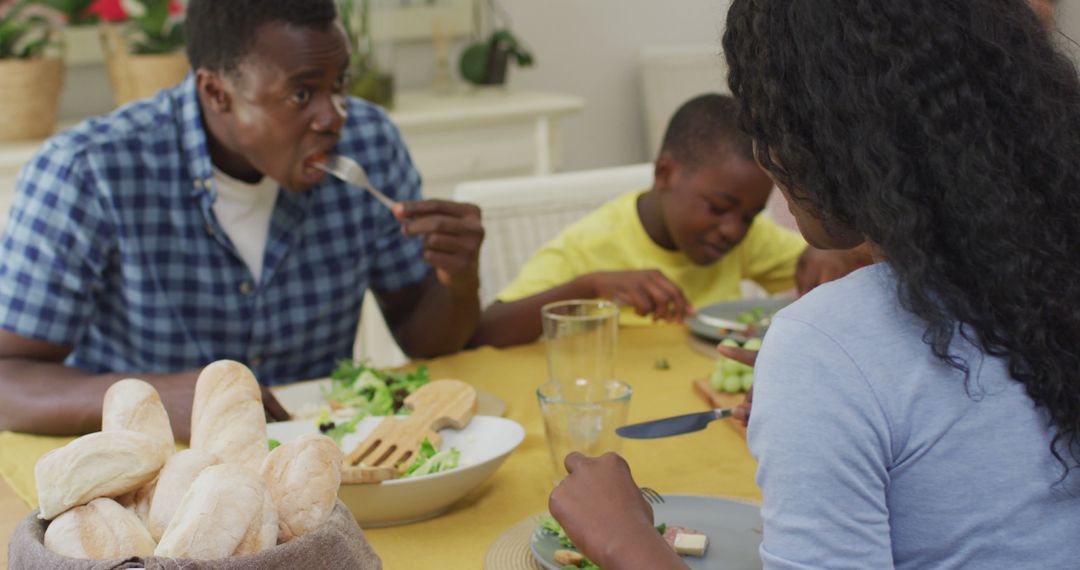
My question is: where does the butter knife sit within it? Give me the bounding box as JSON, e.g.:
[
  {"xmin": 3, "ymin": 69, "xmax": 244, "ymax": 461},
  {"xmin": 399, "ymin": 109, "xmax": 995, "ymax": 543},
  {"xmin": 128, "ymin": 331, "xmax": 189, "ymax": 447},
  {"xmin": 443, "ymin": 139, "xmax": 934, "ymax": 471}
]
[{"xmin": 616, "ymin": 408, "xmax": 735, "ymax": 439}]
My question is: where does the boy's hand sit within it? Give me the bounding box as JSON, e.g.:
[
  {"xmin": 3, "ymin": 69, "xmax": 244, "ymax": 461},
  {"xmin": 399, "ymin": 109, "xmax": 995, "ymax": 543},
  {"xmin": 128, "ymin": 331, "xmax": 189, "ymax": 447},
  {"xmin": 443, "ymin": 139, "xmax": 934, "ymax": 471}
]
[
  {"xmin": 586, "ymin": 270, "xmax": 694, "ymax": 322},
  {"xmin": 395, "ymin": 200, "xmax": 484, "ymax": 292},
  {"xmin": 795, "ymin": 245, "xmax": 871, "ymax": 296},
  {"xmin": 717, "ymin": 343, "xmax": 758, "ymax": 426}
]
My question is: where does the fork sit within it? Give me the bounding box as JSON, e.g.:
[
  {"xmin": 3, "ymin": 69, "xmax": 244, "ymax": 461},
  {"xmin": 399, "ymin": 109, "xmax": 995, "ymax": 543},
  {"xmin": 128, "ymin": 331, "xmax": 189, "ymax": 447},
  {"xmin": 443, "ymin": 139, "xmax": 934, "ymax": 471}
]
[
  {"xmin": 640, "ymin": 487, "xmax": 665, "ymax": 504},
  {"xmin": 314, "ymin": 154, "xmax": 399, "ymax": 211}
]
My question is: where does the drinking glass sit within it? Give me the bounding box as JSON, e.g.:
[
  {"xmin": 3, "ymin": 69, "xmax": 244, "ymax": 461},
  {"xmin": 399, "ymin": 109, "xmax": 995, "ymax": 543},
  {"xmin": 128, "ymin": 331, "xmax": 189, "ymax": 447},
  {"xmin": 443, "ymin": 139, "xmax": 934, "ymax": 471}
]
[
  {"xmin": 537, "ymin": 379, "xmax": 632, "ymax": 482},
  {"xmin": 541, "ymin": 299, "xmax": 619, "ymax": 400}
]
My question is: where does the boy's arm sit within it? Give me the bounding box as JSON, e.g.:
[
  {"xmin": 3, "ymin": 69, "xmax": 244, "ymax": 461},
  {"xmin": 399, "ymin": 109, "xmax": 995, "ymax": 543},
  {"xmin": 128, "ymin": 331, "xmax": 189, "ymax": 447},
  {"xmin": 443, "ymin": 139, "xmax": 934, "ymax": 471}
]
[{"xmin": 471, "ymin": 270, "xmax": 692, "ymax": 348}]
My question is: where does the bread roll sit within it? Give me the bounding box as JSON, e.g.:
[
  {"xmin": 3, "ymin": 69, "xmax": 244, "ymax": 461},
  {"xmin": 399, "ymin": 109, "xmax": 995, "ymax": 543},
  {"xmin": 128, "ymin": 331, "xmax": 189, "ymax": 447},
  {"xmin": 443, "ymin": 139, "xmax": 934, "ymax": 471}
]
[
  {"xmin": 116, "ymin": 475, "xmax": 157, "ymax": 526},
  {"xmin": 190, "ymin": 360, "xmax": 268, "ymax": 473},
  {"xmin": 44, "ymin": 498, "xmax": 156, "ymax": 560},
  {"xmin": 260, "ymin": 434, "xmax": 342, "ymax": 542},
  {"xmin": 36, "ymin": 430, "xmax": 168, "ymax": 520},
  {"xmin": 102, "ymin": 378, "xmax": 174, "ymax": 457},
  {"xmin": 233, "ymin": 478, "xmax": 279, "ymax": 556},
  {"xmin": 155, "ymin": 463, "xmax": 276, "ymax": 559},
  {"xmin": 147, "ymin": 448, "xmax": 219, "ymax": 541}
]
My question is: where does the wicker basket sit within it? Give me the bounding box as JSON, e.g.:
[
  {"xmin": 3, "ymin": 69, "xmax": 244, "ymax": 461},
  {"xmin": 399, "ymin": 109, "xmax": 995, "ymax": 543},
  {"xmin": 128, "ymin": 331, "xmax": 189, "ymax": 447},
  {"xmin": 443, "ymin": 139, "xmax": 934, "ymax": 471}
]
[
  {"xmin": 101, "ymin": 24, "xmax": 189, "ymax": 107},
  {"xmin": 0, "ymin": 57, "xmax": 63, "ymax": 142}
]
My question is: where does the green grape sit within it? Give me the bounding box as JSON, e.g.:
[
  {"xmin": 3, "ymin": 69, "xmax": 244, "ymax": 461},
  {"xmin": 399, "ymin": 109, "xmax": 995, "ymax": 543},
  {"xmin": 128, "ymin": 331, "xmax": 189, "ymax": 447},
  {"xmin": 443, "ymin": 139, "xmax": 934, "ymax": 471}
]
[
  {"xmin": 721, "ymin": 374, "xmax": 742, "ymax": 394},
  {"xmin": 719, "ymin": 338, "xmax": 741, "ymax": 348},
  {"xmin": 710, "ymin": 368, "xmax": 725, "ymax": 391},
  {"xmin": 740, "ymin": 373, "xmax": 754, "ymax": 392},
  {"xmin": 721, "ymin": 358, "xmax": 744, "ymax": 375},
  {"xmin": 743, "ymin": 338, "xmax": 763, "ymax": 350}
]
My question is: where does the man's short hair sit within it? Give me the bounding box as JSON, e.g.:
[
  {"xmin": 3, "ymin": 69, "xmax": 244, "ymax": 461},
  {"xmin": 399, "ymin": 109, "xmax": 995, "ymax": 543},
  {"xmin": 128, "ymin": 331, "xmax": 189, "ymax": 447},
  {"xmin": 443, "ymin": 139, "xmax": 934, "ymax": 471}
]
[
  {"xmin": 185, "ymin": 0, "xmax": 339, "ymax": 73},
  {"xmin": 659, "ymin": 93, "xmax": 755, "ymax": 167}
]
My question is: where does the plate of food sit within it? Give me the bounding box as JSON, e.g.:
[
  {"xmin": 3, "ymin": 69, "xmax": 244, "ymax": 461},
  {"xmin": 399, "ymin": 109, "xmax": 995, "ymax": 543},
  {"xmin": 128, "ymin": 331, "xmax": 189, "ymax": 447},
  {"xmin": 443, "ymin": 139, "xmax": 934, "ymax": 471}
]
[
  {"xmin": 530, "ymin": 495, "xmax": 762, "ymax": 569},
  {"xmin": 686, "ymin": 298, "xmax": 792, "ymax": 343},
  {"xmin": 271, "ymin": 361, "xmax": 507, "ymax": 422}
]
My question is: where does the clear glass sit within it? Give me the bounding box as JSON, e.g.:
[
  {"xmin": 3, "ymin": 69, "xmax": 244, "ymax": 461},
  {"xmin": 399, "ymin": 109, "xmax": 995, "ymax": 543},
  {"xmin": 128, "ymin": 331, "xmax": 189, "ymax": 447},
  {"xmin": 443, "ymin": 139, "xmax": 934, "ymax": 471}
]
[
  {"xmin": 537, "ymin": 380, "xmax": 632, "ymax": 482},
  {"xmin": 541, "ymin": 300, "xmax": 619, "ymax": 401}
]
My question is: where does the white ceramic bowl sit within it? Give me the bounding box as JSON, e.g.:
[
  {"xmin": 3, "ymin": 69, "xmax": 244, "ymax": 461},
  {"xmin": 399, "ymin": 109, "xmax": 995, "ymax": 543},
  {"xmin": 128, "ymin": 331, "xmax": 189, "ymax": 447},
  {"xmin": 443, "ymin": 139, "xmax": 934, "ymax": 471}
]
[{"xmin": 266, "ymin": 415, "xmax": 525, "ymax": 527}]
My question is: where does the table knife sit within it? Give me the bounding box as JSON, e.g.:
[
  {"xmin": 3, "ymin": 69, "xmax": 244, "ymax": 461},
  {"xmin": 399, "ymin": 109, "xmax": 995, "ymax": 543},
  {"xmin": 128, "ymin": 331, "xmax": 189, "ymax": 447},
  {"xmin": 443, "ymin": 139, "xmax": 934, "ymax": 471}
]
[{"xmin": 616, "ymin": 408, "xmax": 735, "ymax": 439}]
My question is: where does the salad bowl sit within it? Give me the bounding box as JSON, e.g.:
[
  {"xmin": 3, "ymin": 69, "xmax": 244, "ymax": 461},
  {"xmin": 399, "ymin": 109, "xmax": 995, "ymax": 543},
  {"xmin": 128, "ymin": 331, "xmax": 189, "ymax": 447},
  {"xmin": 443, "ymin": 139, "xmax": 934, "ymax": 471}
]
[{"xmin": 266, "ymin": 415, "xmax": 525, "ymax": 527}]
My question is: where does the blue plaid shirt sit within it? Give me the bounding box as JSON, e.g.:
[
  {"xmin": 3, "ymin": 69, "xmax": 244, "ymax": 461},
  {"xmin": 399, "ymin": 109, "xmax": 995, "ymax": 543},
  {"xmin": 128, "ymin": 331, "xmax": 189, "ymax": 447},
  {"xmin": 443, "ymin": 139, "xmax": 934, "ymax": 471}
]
[{"xmin": 0, "ymin": 76, "xmax": 430, "ymax": 385}]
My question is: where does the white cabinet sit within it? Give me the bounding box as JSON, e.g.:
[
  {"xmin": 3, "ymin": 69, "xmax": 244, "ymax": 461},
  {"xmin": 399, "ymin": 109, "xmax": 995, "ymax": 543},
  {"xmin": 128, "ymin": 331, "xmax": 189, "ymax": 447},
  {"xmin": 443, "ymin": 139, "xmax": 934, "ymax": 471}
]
[{"xmin": 388, "ymin": 88, "xmax": 585, "ymax": 199}]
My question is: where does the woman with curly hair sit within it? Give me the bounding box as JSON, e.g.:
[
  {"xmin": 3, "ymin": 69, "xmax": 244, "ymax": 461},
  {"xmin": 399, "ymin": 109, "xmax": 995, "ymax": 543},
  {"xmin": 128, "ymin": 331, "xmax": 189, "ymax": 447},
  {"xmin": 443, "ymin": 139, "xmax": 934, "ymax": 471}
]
[{"xmin": 546, "ymin": 1, "xmax": 1080, "ymax": 568}]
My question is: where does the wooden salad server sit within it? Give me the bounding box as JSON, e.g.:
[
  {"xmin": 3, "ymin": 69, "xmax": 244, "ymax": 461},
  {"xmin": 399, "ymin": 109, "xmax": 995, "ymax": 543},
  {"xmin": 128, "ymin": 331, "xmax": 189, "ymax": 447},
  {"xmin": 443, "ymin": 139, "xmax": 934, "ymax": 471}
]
[{"xmin": 342, "ymin": 379, "xmax": 478, "ymax": 483}]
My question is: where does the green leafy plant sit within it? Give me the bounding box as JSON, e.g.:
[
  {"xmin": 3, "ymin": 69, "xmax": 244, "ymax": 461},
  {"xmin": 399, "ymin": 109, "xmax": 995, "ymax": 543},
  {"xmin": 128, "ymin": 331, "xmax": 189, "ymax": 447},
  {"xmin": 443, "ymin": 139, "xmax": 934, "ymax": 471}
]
[
  {"xmin": 336, "ymin": 0, "xmax": 393, "ymax": 106},
  {"xmin": 118, "ymin": 0, "xmax": 183, "ymax": 54},
  {"xmin": 0, "ymin": 0, "xmax": 55, "ymax": 59},
  {"xmin": 38, "ymin": 0, "xmax": 98, "ymax": 26}
]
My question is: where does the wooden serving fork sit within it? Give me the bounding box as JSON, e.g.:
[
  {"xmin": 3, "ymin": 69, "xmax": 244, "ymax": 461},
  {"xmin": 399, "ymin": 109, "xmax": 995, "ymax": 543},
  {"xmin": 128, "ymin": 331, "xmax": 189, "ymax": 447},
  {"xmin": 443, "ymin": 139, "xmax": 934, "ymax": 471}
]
[{"xmin": 343, "ymin": 379, "xmax": 478, "ymax": 482}]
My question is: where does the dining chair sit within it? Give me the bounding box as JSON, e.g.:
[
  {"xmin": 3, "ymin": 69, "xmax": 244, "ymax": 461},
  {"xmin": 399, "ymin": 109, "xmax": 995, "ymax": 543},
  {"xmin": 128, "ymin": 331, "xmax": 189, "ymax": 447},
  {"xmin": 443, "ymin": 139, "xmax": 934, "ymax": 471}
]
[{"xmin": 453, "ymin": 163, "xmax": 655, "ymax": 307}]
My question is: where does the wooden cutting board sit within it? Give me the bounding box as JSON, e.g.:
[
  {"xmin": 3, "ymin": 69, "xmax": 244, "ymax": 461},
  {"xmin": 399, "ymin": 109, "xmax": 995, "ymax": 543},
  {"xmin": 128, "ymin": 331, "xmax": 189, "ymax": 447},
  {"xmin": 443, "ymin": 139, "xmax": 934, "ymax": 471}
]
[{"xmin": 692, "ymin": 378, "xmax": 748, "ymax": 439}]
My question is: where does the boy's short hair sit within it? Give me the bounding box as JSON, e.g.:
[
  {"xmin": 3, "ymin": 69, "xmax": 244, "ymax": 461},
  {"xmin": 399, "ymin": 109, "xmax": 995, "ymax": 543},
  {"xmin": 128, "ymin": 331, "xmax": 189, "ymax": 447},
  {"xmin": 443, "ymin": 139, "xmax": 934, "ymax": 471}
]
[
  {"xmin": 659, "ymin": 93, "xmax": 754, "ymax": 167},
  {"xmin": 185, "ymin": 0, "xmax": 340, "ymax": 74}
]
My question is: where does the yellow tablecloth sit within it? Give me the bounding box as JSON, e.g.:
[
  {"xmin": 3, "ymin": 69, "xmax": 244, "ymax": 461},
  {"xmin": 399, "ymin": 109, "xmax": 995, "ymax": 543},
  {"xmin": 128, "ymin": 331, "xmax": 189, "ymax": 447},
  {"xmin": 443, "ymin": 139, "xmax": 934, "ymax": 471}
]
[{"xmin": 0, "ymin": 325, "xmax": 759, "ymax": 569}]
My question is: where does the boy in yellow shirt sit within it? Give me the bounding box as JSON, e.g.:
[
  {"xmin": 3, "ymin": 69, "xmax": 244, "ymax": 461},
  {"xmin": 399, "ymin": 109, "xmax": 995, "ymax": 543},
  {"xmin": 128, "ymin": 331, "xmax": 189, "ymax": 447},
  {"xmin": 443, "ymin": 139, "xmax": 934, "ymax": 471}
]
[{"xmin": 471, "ymin": 94, "xmax": 864, "ymax": 347}]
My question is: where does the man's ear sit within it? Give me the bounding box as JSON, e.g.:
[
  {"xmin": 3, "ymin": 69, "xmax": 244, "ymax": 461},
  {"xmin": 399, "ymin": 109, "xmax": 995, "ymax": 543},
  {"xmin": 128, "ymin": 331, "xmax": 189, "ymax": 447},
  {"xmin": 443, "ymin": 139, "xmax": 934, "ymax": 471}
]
[
  {"xmin": 653, "ymin": 151, "xmax": 679, "ymax": 194},
  {"xmin": 196, "ymin": 69, "xmax": 232, "ymax": 114}
]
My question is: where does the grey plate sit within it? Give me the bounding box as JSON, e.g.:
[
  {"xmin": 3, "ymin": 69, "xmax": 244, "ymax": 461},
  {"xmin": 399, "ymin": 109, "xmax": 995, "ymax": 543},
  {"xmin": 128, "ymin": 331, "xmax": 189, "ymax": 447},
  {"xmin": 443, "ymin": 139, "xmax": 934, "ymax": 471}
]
[
  {"xmin": 686, "ymin": 298, "xmax": 792, "ymax": 343},
  {"xmin": 529, "ymin": 495, "xmax": 762, "ymax": 569}
]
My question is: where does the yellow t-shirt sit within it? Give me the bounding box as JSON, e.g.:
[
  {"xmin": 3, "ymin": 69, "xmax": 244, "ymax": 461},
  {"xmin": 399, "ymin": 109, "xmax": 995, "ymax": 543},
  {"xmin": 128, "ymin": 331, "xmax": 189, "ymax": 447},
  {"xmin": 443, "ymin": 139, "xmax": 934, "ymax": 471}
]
[{"xmin": 496, "ymin": 190, "xmax": 807, "ymax": 325}]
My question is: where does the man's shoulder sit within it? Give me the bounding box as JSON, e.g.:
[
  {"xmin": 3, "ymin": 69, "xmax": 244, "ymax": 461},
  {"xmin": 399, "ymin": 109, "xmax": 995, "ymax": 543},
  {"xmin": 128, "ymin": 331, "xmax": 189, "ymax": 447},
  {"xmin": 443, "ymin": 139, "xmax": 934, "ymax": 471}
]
[{"xmin": 44, "ymin": 91, "xmax": 184, "ymax": 161}]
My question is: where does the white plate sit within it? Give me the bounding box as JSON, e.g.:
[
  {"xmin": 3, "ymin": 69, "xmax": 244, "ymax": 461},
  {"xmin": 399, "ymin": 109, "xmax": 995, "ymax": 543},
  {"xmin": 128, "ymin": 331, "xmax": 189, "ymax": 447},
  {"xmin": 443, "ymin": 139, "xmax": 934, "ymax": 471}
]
[
  {"xmin": 529, "ymin": 495, "xmax": 762, "ymax": 569},
  {"xmin": 685, "ymin": 299, "xmax": 792, "ymax": 344},
  {"xmin": 267, "ymin": 415, "xmax": 524, "ymax": 527},
  {"xmin": 271, "ymin": 377, "xmax": 507, "ymax": 419}
]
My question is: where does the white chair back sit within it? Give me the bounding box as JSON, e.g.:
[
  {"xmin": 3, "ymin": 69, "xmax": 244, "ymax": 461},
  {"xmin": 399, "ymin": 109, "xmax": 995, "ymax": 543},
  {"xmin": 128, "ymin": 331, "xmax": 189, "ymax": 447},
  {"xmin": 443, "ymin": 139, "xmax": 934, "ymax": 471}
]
[{"xmin": 454, "ymin": 163, "xmax": 655, "ymax": 306}]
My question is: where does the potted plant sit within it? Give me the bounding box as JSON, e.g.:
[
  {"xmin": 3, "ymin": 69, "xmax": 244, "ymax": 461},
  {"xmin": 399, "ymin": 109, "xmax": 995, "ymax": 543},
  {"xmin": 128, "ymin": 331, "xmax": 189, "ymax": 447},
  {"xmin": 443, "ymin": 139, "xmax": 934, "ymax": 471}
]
[
  {"xmin": 99, "ymin": 0, "xmax": 187, "ymax": 106},
  {"xmin": 0, "ymin": 0, "xmax": 64, "ymax": 141},
  {"xmin": 338, "ymin": 0, "xmax": 393, "ymax": 108}
]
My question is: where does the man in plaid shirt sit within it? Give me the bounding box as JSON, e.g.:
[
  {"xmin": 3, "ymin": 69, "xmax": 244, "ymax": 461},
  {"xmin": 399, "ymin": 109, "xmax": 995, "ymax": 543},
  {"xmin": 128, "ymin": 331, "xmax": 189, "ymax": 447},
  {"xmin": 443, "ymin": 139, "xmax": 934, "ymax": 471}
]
[{"xmin": 0, "ymin": 0, "xmax": 484, "ymax": 441}]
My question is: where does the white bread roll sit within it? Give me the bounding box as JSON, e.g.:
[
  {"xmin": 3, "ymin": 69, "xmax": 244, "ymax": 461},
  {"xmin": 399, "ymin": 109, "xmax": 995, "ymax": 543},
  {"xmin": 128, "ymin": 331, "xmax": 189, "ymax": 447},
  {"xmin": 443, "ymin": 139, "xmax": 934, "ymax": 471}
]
[
  {"xmin": 155, "ymin": 463, "xmax": 276, "ymax": 559},
  {"xmin": 36, "ymin": 430, "xmax": 168, "ymax": 520},
  {"xmin": 190, "ymin": 360, "xmax": 268, "ymax": 473},
  {"xmin": 260, "ymin": 434, "xmax": 342, "ymax": 542},
  {"xmin": 102, "ymin": 378, "xmax": 174, "ymax": 457},
  {"xmin": 147, "ymin": 449, "xmax": 219, "ymax": 541},
  {"xmin": 44, "ymin": 498, "xmax": 156, "ymax": 560},
  {"xmin": 116, "ymin": 475, "xmax": 157, "ymax": 526},
  {"xmin": 233, "ymin": 479, "xmax": 279, "ymax": 555}
]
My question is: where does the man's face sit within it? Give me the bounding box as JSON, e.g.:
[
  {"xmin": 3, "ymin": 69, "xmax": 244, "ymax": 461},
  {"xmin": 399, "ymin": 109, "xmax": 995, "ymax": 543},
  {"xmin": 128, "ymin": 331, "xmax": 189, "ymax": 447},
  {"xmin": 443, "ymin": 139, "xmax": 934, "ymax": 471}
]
[
  {"xmin": 658, "ymin": 153, "xmax": 773, "ymax": 266},
  {"xmin": 211, "ymin": 21, "xmax": 349, "ymax": 191}
]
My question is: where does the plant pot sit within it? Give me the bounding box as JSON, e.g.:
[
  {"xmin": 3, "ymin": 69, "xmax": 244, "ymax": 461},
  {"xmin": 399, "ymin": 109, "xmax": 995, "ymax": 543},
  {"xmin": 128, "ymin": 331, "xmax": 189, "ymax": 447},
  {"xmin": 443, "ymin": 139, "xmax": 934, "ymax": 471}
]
[
  {"xmin": 101, "ymin": 24, "xmax": 189, "ymax": 107},
  {"xmin": 0, "ymin": 57, "xmax": 64, "ymax": 142}
]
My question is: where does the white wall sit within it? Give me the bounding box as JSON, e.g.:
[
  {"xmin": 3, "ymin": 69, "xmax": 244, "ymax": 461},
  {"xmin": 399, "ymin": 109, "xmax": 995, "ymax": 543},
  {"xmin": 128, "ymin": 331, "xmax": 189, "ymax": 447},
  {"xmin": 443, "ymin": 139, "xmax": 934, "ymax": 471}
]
[{"xmin": 492, "ymin": 0, "xmax": 731, "ymax": 171}]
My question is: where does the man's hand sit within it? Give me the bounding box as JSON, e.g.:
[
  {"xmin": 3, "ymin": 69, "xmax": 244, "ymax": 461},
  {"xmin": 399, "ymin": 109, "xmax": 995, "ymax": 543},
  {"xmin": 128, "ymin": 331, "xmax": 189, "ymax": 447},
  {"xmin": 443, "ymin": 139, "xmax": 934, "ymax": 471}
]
[
  {"xmin": 716, "ymin": 343, "xmax": 758, "ymax": 426},
  {"xmin": 549, "ymin": 453, "xmax": 686, "ymax": 569},
  {"xmin": 795, "ymin": 244, "xmax": 873, "ymax": 296},
  {"xmin": 394, "ymin": 200, "xmax": 484, "ymax": 292},
  {"xmin": 586, "ymin": 270, "xmax": 694, "ymax": 323}
]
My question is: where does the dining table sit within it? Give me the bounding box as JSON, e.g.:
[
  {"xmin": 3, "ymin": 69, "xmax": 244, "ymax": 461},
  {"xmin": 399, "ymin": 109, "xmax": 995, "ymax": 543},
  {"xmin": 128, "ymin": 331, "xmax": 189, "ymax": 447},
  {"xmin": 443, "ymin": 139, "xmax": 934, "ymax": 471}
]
[{"xmin": 0, "ymin": 324, "xmax": 760, "ymax": 569}]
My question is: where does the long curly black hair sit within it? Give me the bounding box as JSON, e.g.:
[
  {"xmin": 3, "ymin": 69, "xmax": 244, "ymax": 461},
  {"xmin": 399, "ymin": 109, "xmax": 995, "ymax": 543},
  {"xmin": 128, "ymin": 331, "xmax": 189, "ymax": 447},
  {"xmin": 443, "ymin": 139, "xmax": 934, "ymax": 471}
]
[{"xmin": 723, "ymin": 0, "xmax": 1080, "ymax": 469}]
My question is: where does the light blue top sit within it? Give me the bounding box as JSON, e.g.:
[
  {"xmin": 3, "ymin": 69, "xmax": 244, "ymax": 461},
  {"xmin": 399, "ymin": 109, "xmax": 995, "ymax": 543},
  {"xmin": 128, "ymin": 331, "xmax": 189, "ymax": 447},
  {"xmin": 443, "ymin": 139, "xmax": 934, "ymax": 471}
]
[{"xmin": 749, "ymin": 263, "xmax": 1080, "ymax": 569}]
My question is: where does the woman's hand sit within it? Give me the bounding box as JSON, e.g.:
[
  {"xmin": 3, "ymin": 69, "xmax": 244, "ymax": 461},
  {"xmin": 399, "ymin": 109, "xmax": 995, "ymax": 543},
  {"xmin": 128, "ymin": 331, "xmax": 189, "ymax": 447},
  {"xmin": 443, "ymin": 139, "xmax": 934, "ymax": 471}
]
[
  {"xmin": 549, "ymin": 452, "xmax": 687, "ymax": 569},
  {"xmin": 717, "ymin": 343, "xmax": 758, "ymax": 426}
]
